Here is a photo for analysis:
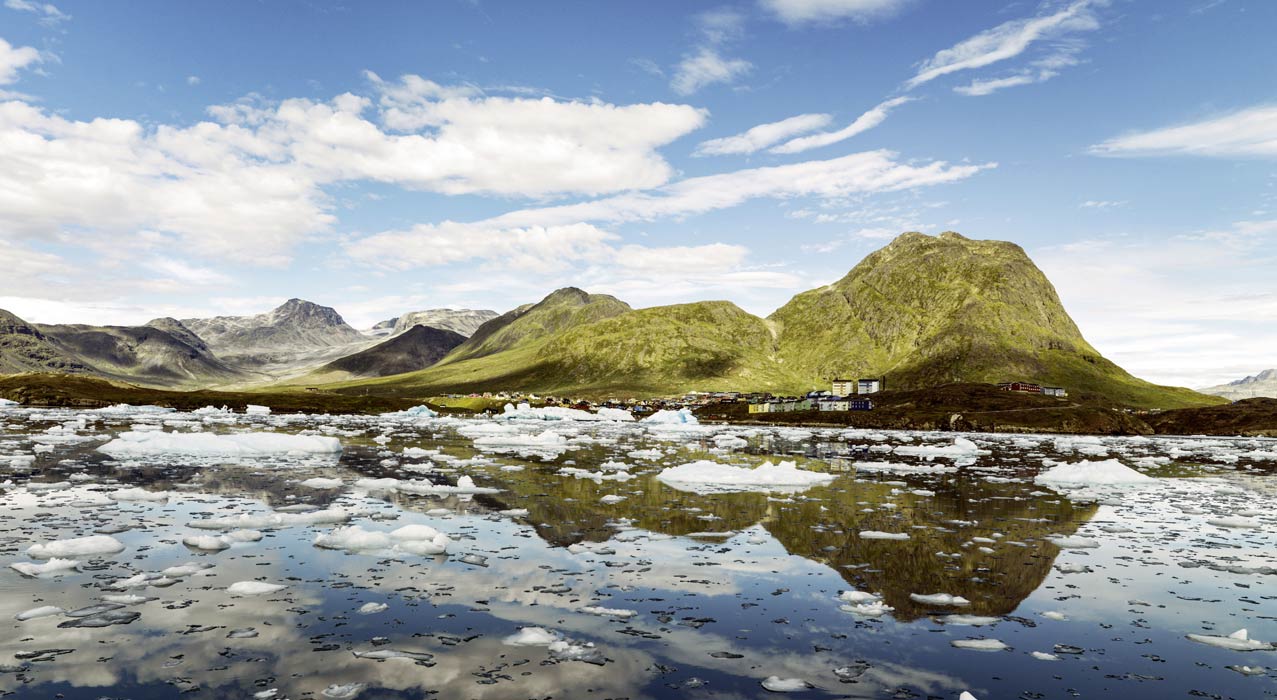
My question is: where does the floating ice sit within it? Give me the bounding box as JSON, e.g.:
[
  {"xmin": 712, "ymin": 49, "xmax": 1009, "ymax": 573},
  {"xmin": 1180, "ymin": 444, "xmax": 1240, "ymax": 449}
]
[
  {"xmin": 951, "ymin": 639, "xmax": 1008, "ymax": 651},
  {"xmin": 107, "ymin": 487, "xmax": 170, "ymax": 502},
  {"xmin": 10, "ymin": 557, "xmax": 80, "ymax": 577},
  {"xmin": 188, "ymin": 507, "xmax": 351, "ymax": 530},
  {"xmin": 227, "ymin": 581, "xmax": 288, "ymax": 596},
  {"xmin": 1034, "ymin": 460, "xmax": 1153, "ymax": 487},
  {"xmin": 503, "ymin": 626, "xmax": 560, "ymax": 646},
  {"xmin": 761, "ymin": 676, "xmax": 811, "ymax": 692},
  {"xmin": 1186, "ymin": 628, "xmax": 1274, "ymax": 651},
  {"xmin": 99, "ymin": 430, "xmax": 342, "ymax": 457},
  {"xmin": 300, "ymin": 477, "xmax": 344, "ymax": 489},
  {"xmin": 322, "ymin": 683, "xmax": 366, "ymax": 699},
  {"xmin": 314, "ymin": 523, "xmax": 451, "ymax": 556},
  {"xmin": 910, "ymin": 593, "xmax": 970, "ymax": 607},
  {"xmin": 357, "ymin": 602, "xmax": 388, "ymax": 614},
  {"xmin": 15, "ymin": 605, "xmax": 64, "ymax": 621},
  {"xmin": 28, "ymin": 535, "xmax": 124, "ymax": 559},
  {"xmin": 382, "ymin": 405, "xmax": 438, "ymax": 419},
  {"xmin": 1206, "ymin": 516, "xmax": 1261, "ymax": 529},
  {"xmin": 1048, "ymin": 535, "xmax": 1100, "ymax": 549},
  {"xmin": 581, "ymin": 605, "xmax": 638, "ymax": 619},
  {"xmin": 642, "ymin": 408, "xmax": 698, "ymax": 425},
  {"xmin": 182, "ymin": 535, "xmax": 231, "ymax": 551},
  {"xmin": 656, "ymin": 460, "xmax": 835, "ymax": 493},
  {"xmin": 860, "ymin": 530, "xmax": 909, "ymax": 540},
  {"xmin": 245, "ymin": 404, "xmax": 271, "ymax": 415}
]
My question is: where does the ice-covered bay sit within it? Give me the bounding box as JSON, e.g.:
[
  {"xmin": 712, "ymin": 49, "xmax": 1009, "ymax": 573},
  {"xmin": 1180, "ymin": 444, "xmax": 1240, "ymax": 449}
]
[{"xmin": 0, "ymin": 401, "xmax": 1274, "ymax": 698}]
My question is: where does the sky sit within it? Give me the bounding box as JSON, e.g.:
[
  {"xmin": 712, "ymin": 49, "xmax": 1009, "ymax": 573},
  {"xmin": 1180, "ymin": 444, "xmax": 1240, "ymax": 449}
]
[{"xmin": 0, "ymin": 0, "xmax": 1274, "ymax": 389}]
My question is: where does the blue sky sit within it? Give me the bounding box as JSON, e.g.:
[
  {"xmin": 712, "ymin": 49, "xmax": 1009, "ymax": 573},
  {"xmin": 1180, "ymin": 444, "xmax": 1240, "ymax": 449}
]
[{"xmin": 1, "ymin": 0, "xmax": 1274, "ymax": 387}]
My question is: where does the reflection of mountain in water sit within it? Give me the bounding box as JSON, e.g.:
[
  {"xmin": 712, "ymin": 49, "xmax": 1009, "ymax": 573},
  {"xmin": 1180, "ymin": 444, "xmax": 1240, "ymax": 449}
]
[{"xmin": 458, "ymin": 443, "xmax": 1097, "ymax": 622}]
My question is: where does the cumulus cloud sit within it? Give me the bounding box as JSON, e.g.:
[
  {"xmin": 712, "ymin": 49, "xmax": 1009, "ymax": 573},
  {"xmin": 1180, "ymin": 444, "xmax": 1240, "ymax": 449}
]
[
  {"xmin": 761, "ymin": 0, "xmax": 914, "ymax": 25},
  {"xmin": 0, "ymin": 37, "xmax": 41, "ymax": 84},
  {"xmin": 0, "ymin": 76, "xmax": 707, "ymax": 266},
  {"xmin": 1089, "ymin": 104, "xmax": 1277, "ymax": 158},
  {"xmin": 694, "ymin": 113, "xmax": 832, "ymax": 156},
  {"xmin": 769, "ymin": 97, "xmax": 913, "ymax": 154},
  {"xmin": 904, "ymin": 0, "xmax": 1101, "ymax": 91}
]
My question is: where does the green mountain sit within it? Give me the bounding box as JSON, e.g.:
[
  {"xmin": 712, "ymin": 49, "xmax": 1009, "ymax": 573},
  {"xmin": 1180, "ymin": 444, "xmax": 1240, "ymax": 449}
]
[
  {"xmin": 330, "ymin": 232, "xmax": 1215, "ymax": 409},
  {"xmin": 769, "ymin": 232, "xmax": 1206, "ymax": 407},
  {"xmin": 0, "ymin": 309, "xmax": 91, "ymax": 375}
]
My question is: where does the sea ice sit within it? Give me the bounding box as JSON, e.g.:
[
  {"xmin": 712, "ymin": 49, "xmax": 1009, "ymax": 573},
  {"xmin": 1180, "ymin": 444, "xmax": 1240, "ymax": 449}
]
[
  {"xmin": 910, "ymin": 593, "xmax": 971, "ymax": 606},
  {"xmin": 28, "ymin": 535, "xmax": 124, "ymax": 559},
  {"xmin": 10, "ymin": 557, "xmax": 80, "ymax": 577},
  {"xmin": 227, "ymin": 581, "xmax": 288, "ymax": 596},
  {"xmin": 951, "ymin": 639, "xmax": 1008, "ymax": 651},
  {"xmin": 642, "ymin": 408, "xmax": 698, "ymax": 425},
  {"xmin": 761, "ymin": 676, "xmax": 811, "ymax": 692},
  {"xmin": 99, "ymin": 430, "xmax": 342, "ymax": 457},
  {"xmin": 1034, "ymin": 460, "xmax": 1153, "ymax": 487},
  {"xmin": 503, "ymin": 626, "xmax": 560, "ymax": 646},
  {"xmin": 1186, "ymin": 628, "xmax": 1274, "ymax": 651},
  {"xmin": 656, "ymin": 460, "xmax": 835, "ymax": 493}
]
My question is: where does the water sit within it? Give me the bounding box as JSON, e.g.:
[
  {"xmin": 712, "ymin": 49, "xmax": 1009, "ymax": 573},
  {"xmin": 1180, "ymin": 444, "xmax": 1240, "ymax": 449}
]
[{"xmin": 1, "ymin": 404, "xmax": 1274, "ymax": 699}]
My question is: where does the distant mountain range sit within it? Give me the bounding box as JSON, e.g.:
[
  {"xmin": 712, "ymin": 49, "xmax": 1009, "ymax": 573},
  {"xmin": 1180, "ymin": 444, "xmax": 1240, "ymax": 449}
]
[
  {"xmin": 0, "ymin": 232, "xmax": 1225, "ymax": 408},
  {"xmin": 370, "ymin": 309, "xmax": 499, "ymax": 339},
  {"xmin": 1200, "ymin": 369, "xmax": 1277, "ymax": 400}
]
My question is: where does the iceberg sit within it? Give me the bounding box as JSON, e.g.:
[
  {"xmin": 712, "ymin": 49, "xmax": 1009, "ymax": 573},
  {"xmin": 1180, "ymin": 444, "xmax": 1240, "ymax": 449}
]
[
  {"xmin": 28, "ymin": 535, "xmax": 125, "ymax": 559},
  {"xmin": 98, "ymin": 430, "xmax": 342, "ymax": 457},
  {"xmin": 1034, "ymin": 460, "xmax": 1153, "ymax": 487},
  {"xmin": 656, "ymin": 460, "xmax": 835, "ymax": 493},
  {"xmin": 642, "ymin": 408, "xmax": 698, "ymax": 425}
]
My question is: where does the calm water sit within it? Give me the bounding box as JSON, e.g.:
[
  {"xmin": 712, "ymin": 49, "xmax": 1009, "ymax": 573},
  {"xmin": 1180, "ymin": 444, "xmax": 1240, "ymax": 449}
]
[{"xmin": 1, "ymin": 404, "xmax": 1274, "ymax": 699}]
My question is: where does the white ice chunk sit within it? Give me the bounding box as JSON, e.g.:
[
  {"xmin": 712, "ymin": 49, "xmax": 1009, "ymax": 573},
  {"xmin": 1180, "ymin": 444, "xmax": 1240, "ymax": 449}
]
[{"xmin": 28, "ymin": 535, "xmax": 124, "ymax": 559}]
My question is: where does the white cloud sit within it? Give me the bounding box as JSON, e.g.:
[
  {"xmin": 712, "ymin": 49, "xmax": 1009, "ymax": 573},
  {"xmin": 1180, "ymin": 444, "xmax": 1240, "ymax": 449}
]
[
  {"xmin": 1089, "ymin": 104, "xmax": 1277, "ymax": 158},
  {"xmin": 346, "ymin": 222, "xmax": 617, "ymax": 273},
  {"xmin": 761, "ymin": 0, "xmax": 914, "ymax": 25},
  {"xmin": 1079, "ymin": 199, "xmax": 1126, "ymax": 209},
  {"xmin": 482, "ymin": 149, "xmax": 993, "ymax": 230},
  {"xmin": 1036, "ymin": 221, "xmax": 1277, "ymax": 387},
  {"xmin": 954, "ymin": 74, "xmax": 1039, "ymax": 97},
  {"xmin": 0, "ymin": 37, "xmax": 41, "ymax": 84},
  {"xmin": 186, "ymin": 75, "xmax": 200, "ymax": 86},
  {"xmin": 4, "ymin": 0, "xmax": 70, "ymax": 26},
  {"xmin": 671, "ymin": 47, "xmax": 752, "ymax": 96},
  {"xmin": 904, "ymin": 0, "xmax": 1101, "ymax": 90},
  {"xmin": 670, "ymin": 9, "xmax": 752, "ymax": 96},
  {"xmin": 0, "ymin": 77, "xmax": 708, "ymax": 267},
  {"xmin": 769, "ymin": 97, "xmax": 913, "ymax": 154},
  {"xmin": 693, "ymin": 113, "xmax": 831, "ymax": 156}
]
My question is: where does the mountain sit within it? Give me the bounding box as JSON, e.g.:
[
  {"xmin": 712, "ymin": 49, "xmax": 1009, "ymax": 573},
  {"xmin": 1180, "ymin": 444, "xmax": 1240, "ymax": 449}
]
[
  {"xmin": 369, "ymin": 309, "xmax": 499, "ymax": 338},
  {"xmin": 36, "ymin": 322, "xmax": 246, "ymax": 388},
  {"xmin": 327, "ymin": 233, "xmax": 1216, "ymax": 408},
  {"xmin": 768, "ymin": 232, "xmax": 1209, "ymax": 408},
  {"xmin": 1200, "ymin": 369, "xmax": 1277, "ymax": 400},
  {"xmin": 0, "ymin": 309, "xmax": 91, "ymax": 375},
  {"xmin": 182, "ymin": 298, "xmax": 373, "ymax": 376},
  {"xmin": 311, "ymin": 325, "xmax": 467, "ymax": 380},
  {"xmin": 443, "ymin": 287, "xmax": 631, "ymax": 364}
]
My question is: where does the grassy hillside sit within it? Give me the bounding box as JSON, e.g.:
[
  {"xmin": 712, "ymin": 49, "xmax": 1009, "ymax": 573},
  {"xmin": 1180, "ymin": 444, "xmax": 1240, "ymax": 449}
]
[
  {"xmin": 442, "ymin": 287, "xmax": 631, "ymax": 364},
  {"xmin": 769, "ymin": 232, "xmax": 1217, "ymax": 409}
]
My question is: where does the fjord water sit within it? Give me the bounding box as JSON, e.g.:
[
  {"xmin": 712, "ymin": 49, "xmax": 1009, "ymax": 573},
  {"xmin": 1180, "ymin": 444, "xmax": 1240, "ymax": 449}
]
[{"xmin": 1, "ymin": 405, "xmax": 1273, "ymax": 699}]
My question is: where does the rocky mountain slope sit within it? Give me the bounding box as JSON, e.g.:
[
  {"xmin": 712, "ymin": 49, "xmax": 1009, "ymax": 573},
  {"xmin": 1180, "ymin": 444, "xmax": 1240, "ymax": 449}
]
[
  {"xmin": 369, "ymin": 309, "xmax": 499, "ymax": 338},
  {"xmin": 182, "ymin": 298, "xmax": 373, "ymax": 376},
  {"xmin": 2, "ymin": 308, "xmax": 247, "ymax": 388},
  {"xmin": 1200, "ymin": 369, "xmax": 1277, "ymax": 400},
  {"xmin": 311, "ymin": 325, "xmax": 467, "ymax": 380},
  {"xmin": 327, "ymin": 232, "xmax": 1216, "ymax": 408},
  {"xmin": 36, "ymin": 322, "xmax": 246, "ymax": 388},
  {"xmin": 0, "ymin": 309, "xmax": 91, "ymax": 375}
]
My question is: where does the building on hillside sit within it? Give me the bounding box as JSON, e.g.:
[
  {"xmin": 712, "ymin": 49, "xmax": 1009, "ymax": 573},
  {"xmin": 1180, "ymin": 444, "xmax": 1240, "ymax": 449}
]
[
  {"xmin": 818, "ymin": 397, "xmax": 850, "ymax": 411},
  {"xmin": 748, "ymin": 402, "xmax": 772, "ymax": 414},
  {"xmin": 997, "ymin": 382, "xmax": 1043, "ymax": 394},
  {"xmin": 857, "ymin": 378, "xmax": 884, "ymax": 394},
  {"xmin": 1042, "ymin": 386, "xmax": 1068, "ymax": 398},
  {"xmin": 832, "ymin": 378, "xmax": 855, "ymax": 396},
  {"xmin": 848, "ymin": 397, "xmax": 874, "ymax": 411}
]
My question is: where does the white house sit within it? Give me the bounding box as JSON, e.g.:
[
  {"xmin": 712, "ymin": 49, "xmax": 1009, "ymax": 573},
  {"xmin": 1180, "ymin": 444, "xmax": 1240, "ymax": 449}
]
[
  {"xmin": 857, "ymin": 378, "xmax": 883, "ymax": 394},
  {"xmin": 832, "ymin": 378, "xmax": 855, "ymax": 396}
]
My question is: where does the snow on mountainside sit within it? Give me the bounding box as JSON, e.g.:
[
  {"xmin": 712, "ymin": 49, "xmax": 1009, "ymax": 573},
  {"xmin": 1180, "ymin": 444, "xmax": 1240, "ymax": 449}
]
[
  {"xmin": 1201, "ymin": 369, "xmax": 1277, "ymax": 400},
  {"xmin": 367, "ymin": 309, "xmax": 499, "ymax": 338}
]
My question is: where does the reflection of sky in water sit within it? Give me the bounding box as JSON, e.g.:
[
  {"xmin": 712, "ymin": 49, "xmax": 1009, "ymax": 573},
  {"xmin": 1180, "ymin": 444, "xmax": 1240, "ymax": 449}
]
[{"xmin": 0, "ymin": 406, "xmax": 1275, "ymax": 699}]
